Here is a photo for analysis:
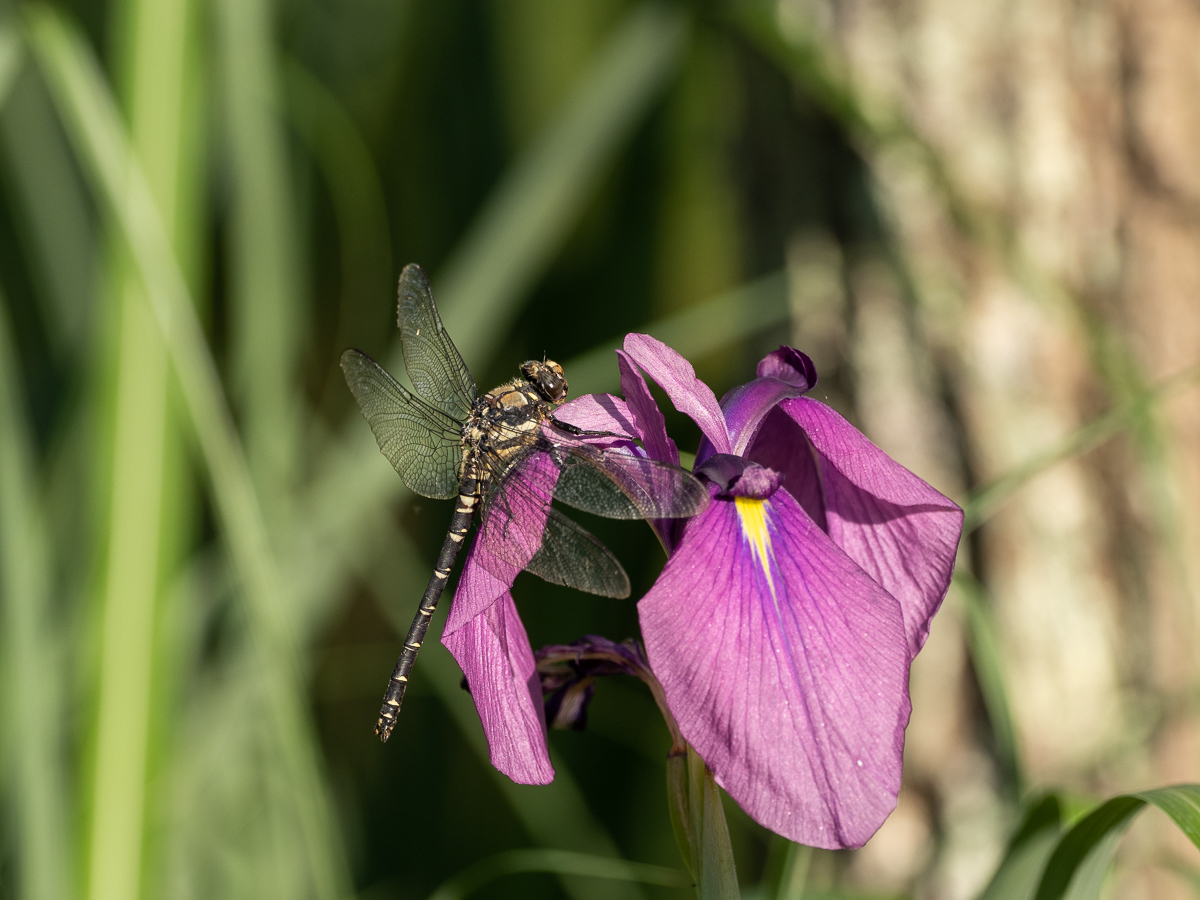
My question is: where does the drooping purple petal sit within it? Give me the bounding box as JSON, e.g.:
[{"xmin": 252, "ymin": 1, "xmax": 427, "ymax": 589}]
[
  {"xmin": 441, "ymin": 592, "xmax": 554, "ymax": 784},
  {"xmin": 771, "ymin": 397, "xmax": 962, "ymax": 659},
  {"xmin": 445, "ymin": 453, "xmax": 560, "ymax": 633},
  {"xmin": 638, "ymin": 487, "xmax": 911, "ymax": 849},
  {"xmin": 616, "ymin": 349, "xmax": 679, "ymax": 466},
  {"xmin": 622, "ymin": 334, "xmax": 731, "ymax": 454}
]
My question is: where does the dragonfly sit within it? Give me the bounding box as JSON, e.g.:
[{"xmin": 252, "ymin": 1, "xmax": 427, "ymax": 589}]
[{"xmin": 342, "ymin": 263, "xmax": 709, "ymax": 741}]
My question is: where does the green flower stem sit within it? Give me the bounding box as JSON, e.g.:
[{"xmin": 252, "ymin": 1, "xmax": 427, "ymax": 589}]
[{"xmin": 666, "ymin": 746, "xmax": 740, "ymax": 900}]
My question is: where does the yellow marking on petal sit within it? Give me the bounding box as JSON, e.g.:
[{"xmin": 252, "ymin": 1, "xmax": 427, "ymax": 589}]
[{"xmin": 735, "ymin": 497, "xmax": 777, "ymax": 598}]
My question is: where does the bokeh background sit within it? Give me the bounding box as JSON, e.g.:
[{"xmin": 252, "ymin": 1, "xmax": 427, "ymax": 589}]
[{"xmin": 1, "ymin": 0, "xmax": 1198, "ymax": 898}]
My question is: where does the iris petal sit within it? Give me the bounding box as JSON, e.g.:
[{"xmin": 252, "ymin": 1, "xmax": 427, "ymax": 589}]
[
  {"xmin": 622, "ymin": 334, "xmax": 731, "ymax": 454},
  {"xmin": 639, "ymin": 487, "xmax": 910, "ymax": 849},
  {"xmin": 442, "ymin": 592, "xmax": 555, "ymax": 784},
  {"xmin": 746, "ymin": 407, "xmax": 827, "ymax": 530},
  {"xmin": 718, "ymin": 376, "xmax": 811, "ymax": 459},
  {"xmin": 775, "ymin": 398, "xmax": 962, "ymax": 659},
  {"xmin": 616, "ymin": 349, "xmax": 680, "ymax": 465},
  {"xmin": 553, "ymin": 392, "xmax": 638, "ymax": 438},
  {"xmin": 444, "ymin": 453, "xmax": 558, "ymax": 634}
]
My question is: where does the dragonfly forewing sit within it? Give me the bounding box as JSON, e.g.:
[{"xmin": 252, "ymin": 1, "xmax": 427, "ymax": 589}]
[
  {"xmin": 396, "ymin": 264, "xmax": 477, "ymax": 420},
  {"xmin": 551, "ymin": 445, "xmax": 710, "ymax": 520},
  {"xmin": 340, "ymin": 348, "xmax": 463, "ymax": 500}
]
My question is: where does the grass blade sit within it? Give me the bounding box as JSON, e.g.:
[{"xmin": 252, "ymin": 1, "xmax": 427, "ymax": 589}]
[
  {"xmin": 86, "ymin": 251, "xmax": 169, "ymax": 900},
  {"xmin": 963, "ymin": 362, "xmax": 1200, "ymax": 534},
  {"xmin": 953, "ymin": 571, "xmax": 1023, "ymax": 796},
  {"xmin": 83, "ymin": 0, "xmax": 200, "ymax": 895},
  {"xmin": 0, "ymin": 56, "xmax": 97, "ymax": 356},
  {"xmin": 426, "ymin": 849, "xmax": 691, "ymax": 900},
  {"xmin": 26, "ymin": 9, "xmax": 350, "ymax": 899},
  {"xmin": 214, "ymin": 0, "xmax": 303, "ymax": 516},
  {"xmin": 0, "ymin": 292, "xmax": 72, "ymax": 900},
  {"xmin": 976, "ymin": 795, "xmax": 1062, "ymax": 900}
]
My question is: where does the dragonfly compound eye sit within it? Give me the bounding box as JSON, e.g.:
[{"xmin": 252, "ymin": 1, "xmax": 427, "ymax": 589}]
[{"xmin": 522, "ymin": 360, "xmax": 568, "ymax": 402}]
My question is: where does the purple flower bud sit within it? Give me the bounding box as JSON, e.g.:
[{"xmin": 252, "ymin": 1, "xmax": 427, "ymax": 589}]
[
  {"xmin": 756, "ymin": 346, "xmax": 818, "ymax": 390},
  {"xmin": 535, "ymin": 636, "xmax": 683, "ymax": 750}
]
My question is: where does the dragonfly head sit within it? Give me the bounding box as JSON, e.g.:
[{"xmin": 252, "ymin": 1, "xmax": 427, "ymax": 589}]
[{"xmin": 521, "ymin": 359, "xmax": 568, "ymax": 403}]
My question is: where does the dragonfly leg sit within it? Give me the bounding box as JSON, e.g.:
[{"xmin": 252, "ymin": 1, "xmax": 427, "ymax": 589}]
[{"xmin": 548, "ymin": 416, "xmax": 626, "ymax": 439}]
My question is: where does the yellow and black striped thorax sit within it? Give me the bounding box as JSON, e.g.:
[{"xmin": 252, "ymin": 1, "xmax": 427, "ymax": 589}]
[{"xmin": 459, "ymin": 359, "xmax": 568, "ymax": 494}]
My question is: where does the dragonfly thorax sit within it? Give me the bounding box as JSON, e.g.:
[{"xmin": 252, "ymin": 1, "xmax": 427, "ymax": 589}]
[{"xmin": 460, "ymin": 377, "xmax": 559, "ymax": 490}]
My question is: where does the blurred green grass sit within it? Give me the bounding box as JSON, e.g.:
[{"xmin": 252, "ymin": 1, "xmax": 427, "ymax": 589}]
[{"xmin": 1, "ymin": 2, "xmax": 1198, "ymax": 899}]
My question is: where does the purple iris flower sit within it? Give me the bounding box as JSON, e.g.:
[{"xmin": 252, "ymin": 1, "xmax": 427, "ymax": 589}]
[
  {"xmin": 439, "ymin": 394, "xmax": 645, "ymax": 785},
  {"xmin": 618, "ymin": 334, "xmax": 963, "ymax": 849}
]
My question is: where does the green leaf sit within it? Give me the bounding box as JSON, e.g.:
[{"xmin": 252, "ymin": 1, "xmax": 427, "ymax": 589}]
[
  {"xmin": 976, "ymin": 795, "xmax": 1062, "ymax": 900},
  {"xmin": 1034, "ymin": 785, "xmax": 1200, "ymax": 900}
]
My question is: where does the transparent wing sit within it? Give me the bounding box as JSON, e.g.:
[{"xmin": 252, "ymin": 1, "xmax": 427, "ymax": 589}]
[
  {"xmin": 340, "ymin": 349, "xmax": 462, "ymax": 499},
  {"xmin": 525, "ymin": 509, "xmax": 630, "ymax": 599},
  {"xmin": 473, "ymin": 450, "xmax": 630, "ymax": 599},
  {"xmin": 396, "ymin": 263, "xmax": 477, "ymax": 420},
  {"xmin": 552, "ymin": 445, "xmax": 710, "ymax": 520}
]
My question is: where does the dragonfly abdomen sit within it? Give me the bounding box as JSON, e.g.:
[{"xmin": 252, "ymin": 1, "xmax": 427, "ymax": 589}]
[{"xmin": 375, "ymin": 472, "xmax": 481, "ymax": 741}]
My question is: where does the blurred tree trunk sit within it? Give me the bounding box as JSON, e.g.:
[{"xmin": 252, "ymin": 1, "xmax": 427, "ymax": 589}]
[{"xmin": 778, "ymin": 0, "xmax": 1200, "ymax": 895}]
